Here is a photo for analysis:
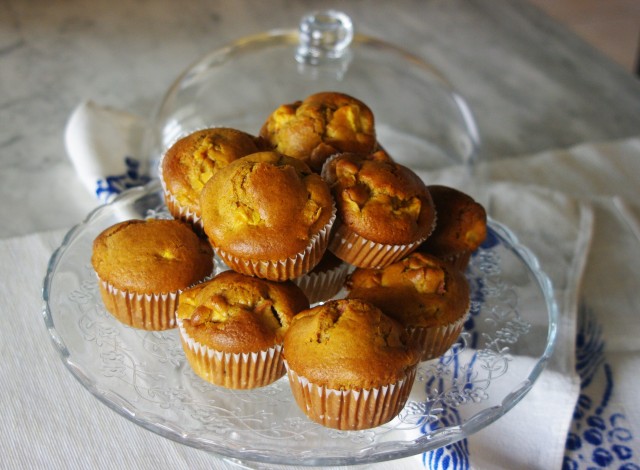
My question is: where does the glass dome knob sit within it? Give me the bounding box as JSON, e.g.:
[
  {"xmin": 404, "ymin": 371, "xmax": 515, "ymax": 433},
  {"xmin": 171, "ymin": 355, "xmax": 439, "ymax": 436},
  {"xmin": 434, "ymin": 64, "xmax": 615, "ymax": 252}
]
[{"xmin": 296, "ymin": 10, "xmax": 354, "ymax": 64}]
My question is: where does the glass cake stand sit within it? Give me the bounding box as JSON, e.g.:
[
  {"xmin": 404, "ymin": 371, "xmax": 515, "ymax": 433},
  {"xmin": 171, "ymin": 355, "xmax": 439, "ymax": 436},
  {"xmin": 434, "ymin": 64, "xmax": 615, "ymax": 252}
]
[
  {"xmin": 43, "ymin": 10, "xmax": 557, "ymax": 467},
  {"xmin": 42, "ymin": 180, "xmax": 558, "ymax": 467}
]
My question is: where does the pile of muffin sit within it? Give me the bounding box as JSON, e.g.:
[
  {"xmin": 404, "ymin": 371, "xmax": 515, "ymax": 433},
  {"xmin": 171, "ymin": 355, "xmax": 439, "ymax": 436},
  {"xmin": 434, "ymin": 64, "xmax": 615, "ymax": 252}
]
[{"xmin": 91, "ymin": 91, "xmax": 487, "ymax": 431}]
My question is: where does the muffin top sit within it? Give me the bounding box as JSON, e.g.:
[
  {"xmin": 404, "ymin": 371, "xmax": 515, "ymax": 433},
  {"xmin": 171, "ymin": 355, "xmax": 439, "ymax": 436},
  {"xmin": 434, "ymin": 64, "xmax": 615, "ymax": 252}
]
[
  {"xmin": 200, "ymin": 151, "xmax": 334, "ymax": 260},
  {"xmin": 346, "ymin": 252, "xmax": 470, "ymax": 327},
  {"xmin": 161, "ymin": 127, "xmax": 262, "ymax": 213},
  {"xmin": 177, "ymin": 270, "xmax": 309, "ymax": 353},
  {"xmin": 283, "ymin": 299, "xmax": 420, "ymax": 390},
  {"xmin": 419, "ymin": 185, "xmax": 487, "ymax": 256},
  {"xmin": 322, "ymin": 153, "xmax": 436, "ymax": 245},
  {"xmin": 91, "ymin": 219, "xmax": 214, "ymax": 293},
  {"xmin": 259, "ymin": 91, "xmax": 377, "ymax": 172}
]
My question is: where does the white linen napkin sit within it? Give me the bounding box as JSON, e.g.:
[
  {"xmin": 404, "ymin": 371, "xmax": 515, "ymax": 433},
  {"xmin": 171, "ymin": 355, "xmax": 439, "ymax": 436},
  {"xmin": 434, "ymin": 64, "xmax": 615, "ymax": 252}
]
[
  {"xmin": 64, "ymin": 100, "xmax": 151, "ymax": 203},
  {"xmin": 469, "ymin": 140, "xmax": 640, "ymax": 470},
  {"xmin": 33, "ymin": 102, "xmax": 637, "ymax": 469},
  {"xmin": 414, "ymin": 181, "xmax": 591, "ymax": 470}
]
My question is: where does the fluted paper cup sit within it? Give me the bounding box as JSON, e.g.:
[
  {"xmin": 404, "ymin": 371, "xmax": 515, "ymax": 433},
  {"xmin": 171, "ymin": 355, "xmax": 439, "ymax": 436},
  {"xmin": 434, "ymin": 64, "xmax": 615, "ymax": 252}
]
[
  {"xmin": 328, "ymin": 220, "xmax": 428, "ymax": 269},
  {"xmin": 97, "ymin": 278, "xmax": 179, "ymax": 330},
  {"xmin": 177, "ymin": 318, "xmax": 285, "ymax": 389},
  {"xmin": 408, "ymin": 312, "xmax": 468, "ymax": 361},
  {"xmin": 158, "ymin": 163, "xmax": 204, "ymax": 230},
  {"xmin": 292, "ymin": 260, "xmax": 349, "ymax": 304},
  {"xmin": 214, "ymin": 207, "xmax": 336, "ymax": 282},
  {"xmin": 285, "ymin": 364, "xmax": 417, "ymax": 430}
]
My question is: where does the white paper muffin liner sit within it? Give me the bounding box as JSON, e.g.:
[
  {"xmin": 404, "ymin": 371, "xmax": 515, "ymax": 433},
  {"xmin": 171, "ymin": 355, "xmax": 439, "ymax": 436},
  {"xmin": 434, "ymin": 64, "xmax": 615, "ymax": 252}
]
[
  {"xmin": 328, "ymin": 220, "xmax": 428, "ymax": 269},
  {"xmin": 322, "ymin": 153, "xmax": 438, "ymax": 269},
  {"xmin": 97, "ymin": 278, "xmax": 179, "ymax": 330},
  {"xmin": 292, "ymin": 259, "xmax": 350, "ymax": 304},
  {"xmin": 284, "ymin": 363, "xmax": 417, "ymax": 430},
  {"xmin": 158, "ymin": 162, "xmax": 204, "ymax": 230},
  {"xmin": 162, "ymin": 187, "xmax": 204, "ymax": 229},
  {"xmin": 177, "ymin": 318, "xmax": 285, "ymax": 389},
  {"xmin": 408, "ymin": 311, "xmax": 469, "ymax": 361},
  {"xmin": 214, "ymin": 206, "xmax": 337, "ymax": 282}
]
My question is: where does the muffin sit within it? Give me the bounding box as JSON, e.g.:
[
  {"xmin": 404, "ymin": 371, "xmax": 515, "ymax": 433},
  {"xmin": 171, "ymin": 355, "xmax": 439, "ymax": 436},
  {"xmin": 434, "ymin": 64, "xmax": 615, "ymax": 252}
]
[
  {"xmin": 346, "ymin": 251, "xmax": 470, "ymax": 360},
  {"xmin": 292, "ymin": 251, "xmax": 350, "ymax": 304},
  {"xmin": 259, "ymin": 91, "xmax": 377, "ymax": 173},
  {"xmin": 322, "ymin": 152, "xmax": 436, "ymax": 268},
  {"xmin": 283, "ymin": 299, "xmax": 420, "ymax": 430},
  {"xmin": 176, "ymin": 270, "xmax": 309, "ymax": 389},
  {"xmin": 91, "ymin": 219, "xmax": 214, "ymax": 330},
  {"xmin": 418, "ymin": 185, "xmax": 487, "ymax": 270},
  {"xmin": 160, "ymin": 127, "xmax": 262, "ymax": 228},
  {"xmin": 200, "ymin": 151, "xmax": 336, "ymax": 281}
]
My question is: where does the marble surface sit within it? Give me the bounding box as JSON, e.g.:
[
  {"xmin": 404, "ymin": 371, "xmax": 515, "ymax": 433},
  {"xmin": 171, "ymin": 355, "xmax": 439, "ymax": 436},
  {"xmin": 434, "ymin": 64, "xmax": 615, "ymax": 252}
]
[{"xmin": 1, "ymin": 0, "xmax": 640, "ymax": 239}]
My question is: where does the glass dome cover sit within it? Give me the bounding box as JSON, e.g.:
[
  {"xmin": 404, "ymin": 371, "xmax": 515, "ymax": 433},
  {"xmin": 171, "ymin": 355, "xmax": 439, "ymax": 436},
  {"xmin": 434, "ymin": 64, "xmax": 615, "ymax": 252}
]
[{"xmin": 148, "ymin": 10, "xmax": 480, "ymax": 176}]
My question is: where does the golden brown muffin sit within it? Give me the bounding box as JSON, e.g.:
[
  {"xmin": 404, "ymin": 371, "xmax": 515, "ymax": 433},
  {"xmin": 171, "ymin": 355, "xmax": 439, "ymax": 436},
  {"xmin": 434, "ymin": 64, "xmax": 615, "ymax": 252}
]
[
  {"xmin": 418, "ymin": 185, "xmax": 487, "ymax": 270},
  {"xmin": 346, "ymin": 251, "xmax": 470, "ymax": 360},
  {"xmin": 322, "ymin": 152, "xmax": 436, "ymax": 268},
  {"xmin": 259, "ymin": 91, "xmax": 377, "ymax": 173},
  {"xmin": 91, "ymin": 219, "xmax": 214, "ymax": 330},
  {"xmin": 200, "ymin": 151, "xmax": 335, "ymax": 281},
  {"xmin": 292, "ymin": 250, "xmax": 350, "ymax": 304},
  {"xmin": 283, "ymin": 298, "xmax": 420, "ymax": 430},
  {"xmin": 160, "ymin": 128, "xmax": 262, "ymax": 227},
  {"xmin": 176, "ymin": 270, "xmax": 309, "ymax": 389}
]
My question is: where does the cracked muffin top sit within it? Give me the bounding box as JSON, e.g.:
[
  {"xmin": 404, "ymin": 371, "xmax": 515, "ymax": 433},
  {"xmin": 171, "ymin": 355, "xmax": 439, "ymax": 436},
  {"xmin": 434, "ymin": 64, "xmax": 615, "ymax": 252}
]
[
  {"xmin": 199, "ymin": 151, "xmax": 334, "ymax": 260},
  {"xmin": 177, "ymin": 270, "xmax": 309, "ymax": 353},
  {"xmin": 322, "ymin": 152, "xmax": 436, "ymax": 246},
  {"xmin": 283, "ymin": 299, "xmax": 420, "ymax": 390},
  {"xmin": 161, "ymin": 127, "xmax": 262, "ymax": 215},
  {"xmin": 346, "ymin": 252, "xmax": 470, "ymax": 328},
  {"xmin": 259, "ymin": 91, "xmax": 377, "ymax": 173},
  {"xmin": 91, "ymin": 219, "xmax": 214, "ymax": 293}
]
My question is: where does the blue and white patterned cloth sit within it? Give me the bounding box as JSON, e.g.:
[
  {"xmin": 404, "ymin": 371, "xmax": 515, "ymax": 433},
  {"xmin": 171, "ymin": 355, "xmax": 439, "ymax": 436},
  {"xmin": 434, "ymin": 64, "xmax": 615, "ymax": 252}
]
[
  {"xmin": 415, "ymin": 140, "xmax": 640, "ymax": 470},
  {"xmin": 64, "ymin": 102, "xmax": 640, "ymax": 469}
]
